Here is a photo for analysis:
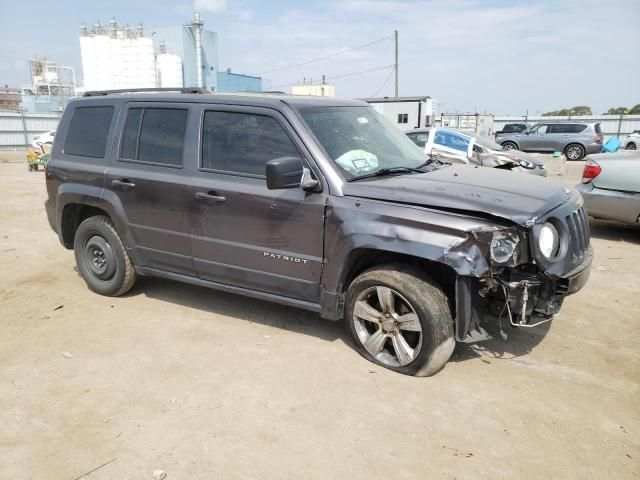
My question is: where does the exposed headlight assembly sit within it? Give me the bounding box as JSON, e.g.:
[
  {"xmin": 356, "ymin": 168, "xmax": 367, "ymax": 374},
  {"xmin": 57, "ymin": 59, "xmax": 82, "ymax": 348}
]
[
  {"xmin": 515, "ymin": 158, "xmax": 535, "ymax": 169},
  {"xmin": 538, "ymin": 222, "xmax": 560, "ymax": 258},
  {"xmin": 491, "ymin": 230, "xmax": 520, "ymax": 263}
]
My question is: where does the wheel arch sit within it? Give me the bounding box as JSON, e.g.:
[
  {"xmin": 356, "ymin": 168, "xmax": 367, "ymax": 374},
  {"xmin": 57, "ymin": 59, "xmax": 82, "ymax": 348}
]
[{"xmin": 56, "ymin": 185, "xmax": 131, "ymax": 250}]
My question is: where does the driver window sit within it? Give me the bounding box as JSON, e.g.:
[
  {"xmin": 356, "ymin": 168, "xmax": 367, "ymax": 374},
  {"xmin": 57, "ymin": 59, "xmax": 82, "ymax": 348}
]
[
  {"xmin": 201, "ymin": 111, "xmax": 301, "ymax": 176},
  {"xmin": 437, "ymin": 131, "xmax": 470, "ymax": 152}
]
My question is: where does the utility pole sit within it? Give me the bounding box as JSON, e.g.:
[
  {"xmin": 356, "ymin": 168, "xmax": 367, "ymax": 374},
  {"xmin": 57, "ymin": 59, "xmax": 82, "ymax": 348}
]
[{"xmin": 394, "ymin": 29, "xmax": 399, "ymax": 97}]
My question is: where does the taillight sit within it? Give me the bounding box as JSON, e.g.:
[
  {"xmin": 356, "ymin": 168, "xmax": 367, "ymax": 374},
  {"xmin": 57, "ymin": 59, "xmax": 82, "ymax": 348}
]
[
  {"xmin": 582, "ymin": 160, "xmax": 601, "ymax": 183},
  {"xmin": 592, "ymin": 134, "xmax": 603, "ymax": 144}
]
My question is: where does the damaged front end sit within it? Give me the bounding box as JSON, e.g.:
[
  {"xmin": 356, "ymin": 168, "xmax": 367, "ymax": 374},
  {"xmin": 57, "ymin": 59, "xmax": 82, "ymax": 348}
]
[{"xmin": 443, "ymin": 203, "xmax": 592, "ymax": 343}]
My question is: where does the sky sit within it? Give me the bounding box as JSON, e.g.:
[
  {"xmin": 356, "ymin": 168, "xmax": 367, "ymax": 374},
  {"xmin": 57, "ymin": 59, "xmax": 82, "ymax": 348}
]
[{"xmin": 1, "ymin": 0, "xmax": 638, "ymax": 115}]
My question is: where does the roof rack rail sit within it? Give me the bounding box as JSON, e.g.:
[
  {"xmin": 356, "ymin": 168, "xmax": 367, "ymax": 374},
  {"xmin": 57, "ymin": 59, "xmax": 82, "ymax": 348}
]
[{"xmin": 83, "ymin": 87, "xmax": 209, "ymax": 97}]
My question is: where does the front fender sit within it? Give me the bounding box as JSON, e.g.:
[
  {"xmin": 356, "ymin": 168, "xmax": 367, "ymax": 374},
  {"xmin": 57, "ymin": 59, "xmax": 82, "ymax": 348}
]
[{"xmin": 322, "ymin": 196, "xmax": 506, "ymax": 293}]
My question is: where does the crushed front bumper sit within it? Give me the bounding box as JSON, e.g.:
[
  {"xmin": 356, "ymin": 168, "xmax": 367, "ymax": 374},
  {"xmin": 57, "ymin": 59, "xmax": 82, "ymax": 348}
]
[{"xmin": 455, "ymin": 246, "xmax": 593, "ymax": 342}]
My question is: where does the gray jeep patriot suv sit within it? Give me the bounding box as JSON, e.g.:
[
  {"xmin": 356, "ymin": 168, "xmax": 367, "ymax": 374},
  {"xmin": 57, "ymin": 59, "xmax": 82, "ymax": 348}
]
[{"xmin": 45, "ymin": 89, "xmax": 592, "ymax": 376}]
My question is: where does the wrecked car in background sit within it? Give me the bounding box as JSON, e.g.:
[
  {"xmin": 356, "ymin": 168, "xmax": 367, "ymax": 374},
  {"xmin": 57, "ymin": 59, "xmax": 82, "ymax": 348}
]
[
  {"xmin": 406, "ymin": 127, "xmax": 547, "ymax": 176},
  {"xmin": 46, "ymin": 91, "xmax": 591, "ymax": 377}
]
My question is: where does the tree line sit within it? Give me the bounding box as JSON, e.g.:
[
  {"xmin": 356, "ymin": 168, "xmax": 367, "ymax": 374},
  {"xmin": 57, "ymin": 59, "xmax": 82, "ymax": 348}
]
[{"xmin": 542, "ymin": 104, "xmax": 640, "ymax": 116}]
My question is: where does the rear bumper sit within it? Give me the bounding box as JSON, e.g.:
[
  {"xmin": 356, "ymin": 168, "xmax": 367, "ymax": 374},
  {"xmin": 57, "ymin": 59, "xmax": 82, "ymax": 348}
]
[
  {"xmin": 585, "ymin": 142, "xmax": 603, "ymax": 154},
  {"xmin": 577, "ymin": 183, "xmax": 640, "ymax": 224}
]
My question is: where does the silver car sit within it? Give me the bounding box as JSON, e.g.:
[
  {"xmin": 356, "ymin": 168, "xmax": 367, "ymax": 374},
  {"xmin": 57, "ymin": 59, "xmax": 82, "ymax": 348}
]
[
  {"xmin": 496, "ymin": 122, "xmax": 603, "ymax": 161},
  {"xmin": 622, "ymin": 130, "xmax": 640, "ymax": 150},
  {"xmin": 576, "ymin": 151, "xmax": 640, "ymax": 224},
  {"xmin": 406, "ymin": 127, "xmax": 547, "ymax": 176}
]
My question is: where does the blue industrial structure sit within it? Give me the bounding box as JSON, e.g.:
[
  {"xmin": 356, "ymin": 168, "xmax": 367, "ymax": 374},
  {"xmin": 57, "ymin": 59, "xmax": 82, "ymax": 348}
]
[
  {"xmin": 217, "ymin": 70, "xmax": 263, "ymax": 93},
  {"xmin": 152, "ymin": 25, "xmax": 218, "ymax": 91}
]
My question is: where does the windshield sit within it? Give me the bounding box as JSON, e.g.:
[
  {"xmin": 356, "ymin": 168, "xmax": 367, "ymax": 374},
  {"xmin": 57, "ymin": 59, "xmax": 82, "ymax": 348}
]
[
  {"xmin": 469, "ymin": 133, "xmax": 507, "ymax": 151},
  {"xmin": 296, "ymin": 106, "xmax": 427, "ymax": 179}
]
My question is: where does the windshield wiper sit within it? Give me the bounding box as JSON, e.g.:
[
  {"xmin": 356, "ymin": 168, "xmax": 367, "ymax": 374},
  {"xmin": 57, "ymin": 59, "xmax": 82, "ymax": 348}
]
[{"xmin": 347, "ymin": 166, "xmax": 425, "ymax": 182}]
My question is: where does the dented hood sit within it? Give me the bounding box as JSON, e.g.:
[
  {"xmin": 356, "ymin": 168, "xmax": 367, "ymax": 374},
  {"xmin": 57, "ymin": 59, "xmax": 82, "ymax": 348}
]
[{"xmin": 342, "ymin": 164, "xmax": 572, "ymax": 225}]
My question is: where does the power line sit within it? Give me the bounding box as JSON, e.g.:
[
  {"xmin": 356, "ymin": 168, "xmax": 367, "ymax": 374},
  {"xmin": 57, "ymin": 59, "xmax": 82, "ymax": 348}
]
[
  {"xmin": 371, "ymin": 67, "xmax": 395, "ymax": 97},
  {"xmin": 269, "ymin": 64, "xmax": 395, "ymax": 90},
  {"xmin": 254, "ymin": 35, "xmax": 394, "ymax": 76}
]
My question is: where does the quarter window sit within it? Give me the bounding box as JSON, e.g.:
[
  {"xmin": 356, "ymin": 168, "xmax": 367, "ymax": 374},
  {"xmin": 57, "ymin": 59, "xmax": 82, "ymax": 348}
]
[
  {"xmin": 120, "ymin": 107, "xmax": 188, "ymax": 166},
  {"xmin": 201, "ymin": 111, "xmax": 300, "ymax": 176},
  {"xmin": 64, "ymin": 106, "xmax": 114, "ymax": 158}
]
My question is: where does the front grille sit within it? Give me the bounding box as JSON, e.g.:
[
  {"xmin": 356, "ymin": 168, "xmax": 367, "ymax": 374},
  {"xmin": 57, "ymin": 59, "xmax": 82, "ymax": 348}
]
[{"xmin": 565, "ymin": 205, "xmax": 590, "ymax": 263}]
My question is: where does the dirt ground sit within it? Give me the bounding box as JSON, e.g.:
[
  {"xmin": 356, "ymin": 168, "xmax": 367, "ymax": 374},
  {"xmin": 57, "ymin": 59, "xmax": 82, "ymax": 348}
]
[{"xmin": 1, "ymin": 153, "xmax": 638, "ymax": 480}]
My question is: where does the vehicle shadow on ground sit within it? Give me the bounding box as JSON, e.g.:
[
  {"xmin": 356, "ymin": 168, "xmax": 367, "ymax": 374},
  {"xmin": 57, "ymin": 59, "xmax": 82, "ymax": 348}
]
[
  {"xmin": 451, "ymin": 319, "xmax": 552, "ymax": 364},
  {"xmin": 135, "ymin": 276, "xmax": 347, "ymax": 344},
  {"xmin": 588, "ymin": 219, "xmax": 640, "ymax": 245}
]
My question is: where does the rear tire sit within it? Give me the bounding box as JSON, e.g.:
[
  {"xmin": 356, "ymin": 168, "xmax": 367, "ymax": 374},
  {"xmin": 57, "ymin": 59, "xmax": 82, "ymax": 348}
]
[
  {"xmin": 345, "ymin": 264, "xmax": 455, "ymax": 377},
  {"xmin": 73, "ymin": 215, "xmax": 136, "ymax": 296},
  {"xmin": 626, "ymin": 142, "xmax": 636, "ymax": 150},
  {"xmin": 564, "ymin": 143, "xmax": 585, "ymax": 161},
  {"xmin": 502, "ymin": 141, "xmax": 517, "ymax": 150}
]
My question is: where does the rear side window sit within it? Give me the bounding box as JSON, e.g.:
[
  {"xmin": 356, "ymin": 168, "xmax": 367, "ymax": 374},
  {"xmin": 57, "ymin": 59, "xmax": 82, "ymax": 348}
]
[
  {"xmin": 120, "ymin": 107, "xmax": 188, "ymax": 166},
  {"xmin": 201, "ymin": 111, "xmax": 300, "ymax": 176},
  {"xmin": 64, "ymin": 106, "xmax": 114, "ymax": 158},
  {"xmin": 549, "ymin": 124, "xmax": 586, "ymax": 134}
]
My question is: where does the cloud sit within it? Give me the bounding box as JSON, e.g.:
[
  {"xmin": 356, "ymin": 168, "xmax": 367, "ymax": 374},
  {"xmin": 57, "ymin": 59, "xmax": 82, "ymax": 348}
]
[{"xmin": 194, "ymin": 0, "xmax": 227, "ymax": 13}]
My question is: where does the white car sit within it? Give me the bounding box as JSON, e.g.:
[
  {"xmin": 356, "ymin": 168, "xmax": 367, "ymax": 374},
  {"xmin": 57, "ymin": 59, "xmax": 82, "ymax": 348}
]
[
  {"xmin": 622, "ymin": 130, "xmax": 640, "ymax": 150},
  {"xmin": 406, "ymin": 127, "xmax": 547, "ymax": 176},
  {"xmin": 30, "ymin": 130, "xmax": 55, "ymax": 151}
]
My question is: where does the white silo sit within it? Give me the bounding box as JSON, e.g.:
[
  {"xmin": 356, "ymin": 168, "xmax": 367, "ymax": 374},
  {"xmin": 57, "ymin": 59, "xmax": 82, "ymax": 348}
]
[{"xmin": 156, "ymin": 42, "xmax": 184, "ymax": 88}]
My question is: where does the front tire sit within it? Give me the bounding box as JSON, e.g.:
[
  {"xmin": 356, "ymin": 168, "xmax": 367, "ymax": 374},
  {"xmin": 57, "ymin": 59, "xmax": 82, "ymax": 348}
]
[
  {"xmin": 73, "ymin": 215, "xmax": 136, "ymax": 296},
  {"xmin": 502, "ymin": 141, "xmax": 517, "ymax": 150},
  {"xmin": 626, "ymin": 142, "xmax": 636, "ymax": 150},
  {"xmin": 564, "ymin": 143, "xmax": 585, "ymax": 161},
  {"xmin": 345, "ymin": 264, "xmax": 455, "ymax": 376}
]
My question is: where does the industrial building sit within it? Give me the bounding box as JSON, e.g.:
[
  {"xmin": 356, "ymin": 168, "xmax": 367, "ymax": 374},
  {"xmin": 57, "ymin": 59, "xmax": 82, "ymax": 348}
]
[
  {"xmin": 360, "ymin": 96, "xmax": 436, "ymax": 131},
  {"xmin": 78, "ymin": 14, "xmax": 265, "ymax": 93},
  {"xmin": 291, "ymin": 80, "xmax": 336, "ymax": 97},
  {"xmin": 0, "ymin": 87, "xmax": 21, "ymax": 111},
  {"xmin": 152, "ymin": 13, "xmax": 218, "ymax": 90},
  {"xmin": 217, "ymin": 69, "xmax": 263, "ymax": 92},
  {"xmin": 20, "ymin": 58, "xmax": 76, "ymax": 113},
  {"xmin": 80, "ymin": 20, "xmax": 157, "ymax": 91}
]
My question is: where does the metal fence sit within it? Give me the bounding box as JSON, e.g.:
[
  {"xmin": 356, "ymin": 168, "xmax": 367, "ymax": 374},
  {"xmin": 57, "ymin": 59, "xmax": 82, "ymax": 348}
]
[{"xmin": 0, "ymin": 110, "xmax": 60, "ymax": 150}]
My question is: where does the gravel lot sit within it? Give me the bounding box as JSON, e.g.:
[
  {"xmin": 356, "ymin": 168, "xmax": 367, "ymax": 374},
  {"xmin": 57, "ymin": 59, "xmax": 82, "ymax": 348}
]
[{"xmin": 1, "ymin": 154, "xmax": 638, "ymax": 479}]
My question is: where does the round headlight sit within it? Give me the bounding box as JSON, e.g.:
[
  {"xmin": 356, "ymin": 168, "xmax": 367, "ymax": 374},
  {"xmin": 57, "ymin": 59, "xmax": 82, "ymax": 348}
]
[
  {"xmin": 516, "ymin": 158, "xmax": 535, "ymax": 169},
  {"xmin": 539, "ymin": 222, "xmax": 559, "ymax": 258}
]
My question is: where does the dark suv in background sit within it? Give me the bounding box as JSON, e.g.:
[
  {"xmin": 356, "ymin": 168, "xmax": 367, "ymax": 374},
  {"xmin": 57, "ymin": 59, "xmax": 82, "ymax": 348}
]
[
  {"xmin": 45, "ymin": 89, "xmax": 592, "ymax": 376},
  {"xmin": 496, "ymin": 121, "xmax": 603, "ymax": 160}
]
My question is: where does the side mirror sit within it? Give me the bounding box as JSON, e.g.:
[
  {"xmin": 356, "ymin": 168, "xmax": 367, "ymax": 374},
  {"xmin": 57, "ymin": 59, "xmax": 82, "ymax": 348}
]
[
  {"xmin": 524, "ymin": 131, "xmax": 530, "ymax": 135},
  {"xmin": 266, "ymin": 157, "xmax": 319, "ymax": 192},
  {"xmin": 266, "ymin": 157, "xmax": 303, "ymax": 190}
]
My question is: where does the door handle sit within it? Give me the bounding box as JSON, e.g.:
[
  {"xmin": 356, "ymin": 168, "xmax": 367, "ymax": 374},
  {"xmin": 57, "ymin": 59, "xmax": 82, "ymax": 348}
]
[
  {"xmin": 196, "ymin": 191, "xmax": 226, "ymax": 205},
  {"xmin": 111, "ymin": 179, "xmax": 136, "ymax": 190}
]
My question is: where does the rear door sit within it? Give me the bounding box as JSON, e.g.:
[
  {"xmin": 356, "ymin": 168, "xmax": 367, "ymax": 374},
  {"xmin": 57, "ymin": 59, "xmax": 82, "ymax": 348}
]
[
  {"xmin": 104, "ymin": 103, "xmax": 196, "ymax": 276},
  {"xmin": 429, "ymin": 130, "xmax": 470, "ymax": 163},
  {"xmin": 547, "ymin": 124, "xmax": 586, "ymax": 151},
  {"xmin": 189, "ymin": 105, "xmax": 326, "ymax": 302}
]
